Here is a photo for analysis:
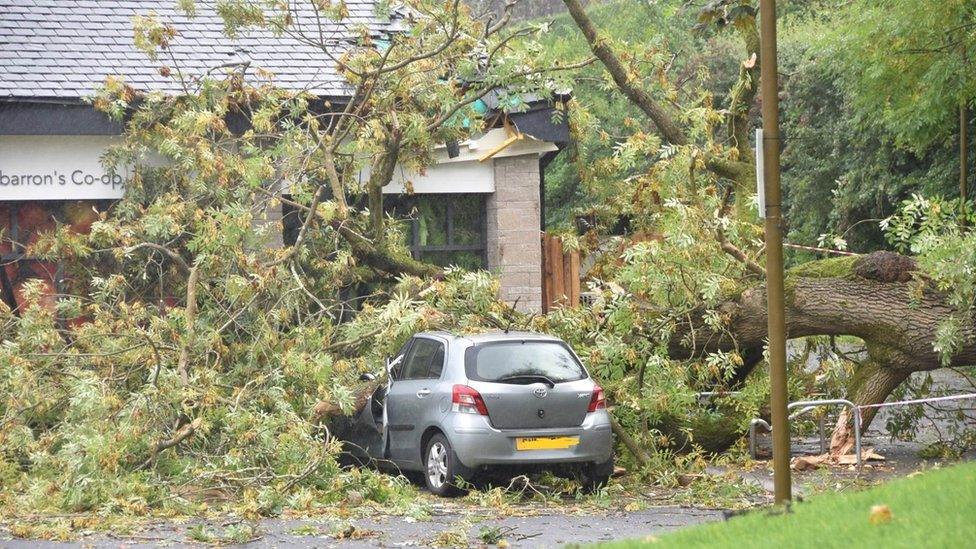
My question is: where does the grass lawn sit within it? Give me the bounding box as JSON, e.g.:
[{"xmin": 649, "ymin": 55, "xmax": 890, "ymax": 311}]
[{"xmin": 602, "ymin": 461, "xmax": 976, "ymax": 548}]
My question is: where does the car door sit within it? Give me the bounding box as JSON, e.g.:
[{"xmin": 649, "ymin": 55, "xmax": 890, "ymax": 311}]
[{"xmin": 386, "ymin": 337, "xmax": 446, "ymax": 466}]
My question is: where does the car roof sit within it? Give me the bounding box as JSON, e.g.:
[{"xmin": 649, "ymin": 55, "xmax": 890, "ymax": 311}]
[{"xmin": 415, "ymin": 330, "xmax": 563, "ymax": 344}]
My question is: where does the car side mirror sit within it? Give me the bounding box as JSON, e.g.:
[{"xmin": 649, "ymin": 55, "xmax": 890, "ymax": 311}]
[{"xmin": 359, "ymin": 372, "xmax": 376, "ymax": 382}]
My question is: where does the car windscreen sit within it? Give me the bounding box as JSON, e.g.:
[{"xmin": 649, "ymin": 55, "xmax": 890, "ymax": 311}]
[{"xmin": 464, "ymin": 340, "xmax": 587, "ymax": 384}]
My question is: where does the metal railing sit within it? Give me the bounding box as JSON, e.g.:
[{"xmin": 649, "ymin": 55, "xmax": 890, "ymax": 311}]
[
  {"xmin": 748, "ymin": 393, "xmax": 976, "ymax": 473},
  {"xmin": 749, "ymin": 398, "xmax": 863, "ymax": 470}
]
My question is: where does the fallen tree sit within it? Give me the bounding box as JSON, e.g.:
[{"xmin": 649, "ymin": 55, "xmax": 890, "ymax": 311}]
[
  {"xmin": 0, "ymin": 0, "xmax": 563, "ymax": 514},
  {"xmin": 552, "ymin": 0, "xmax": 976, "ymax": 457},
  {"xmin": 4, "ymin": 2, "xmax": 975, "ymax": 518},
  {"xmin": 663, "ymin": 251, "xmax": 975, "ymax": 450}
]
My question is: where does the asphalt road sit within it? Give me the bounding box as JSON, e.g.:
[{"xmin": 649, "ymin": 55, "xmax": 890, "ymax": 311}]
[
  {"xmin": 5, "ymin": 361, "xmax": 972, "ymax": 548},
  {"xmin": 0, "ymin": 506, "xmax": 725, "ymax": 548}
]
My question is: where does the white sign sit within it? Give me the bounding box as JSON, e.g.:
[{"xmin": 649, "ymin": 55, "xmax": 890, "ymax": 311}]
[
  {"xmin": 379, "ymin": 128, "xmax": 557, "ymax": 194},
  {"xmin": 755, "ymin": 128, "xmax": 765, "ymax": 219},
  {"xmin": 0, "ymin": 135, "xmax": 128, "ymax": 201},
  {"xmin": 380, "ymin": 159, "xmax": 495, "ymax": 194}
]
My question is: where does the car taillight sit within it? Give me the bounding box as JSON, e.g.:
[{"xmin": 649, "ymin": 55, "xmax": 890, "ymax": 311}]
[
  {"xmin": 588, "ymin": 385, "xmax": 606, "ymax": 412},
  {"xmin": 452, "ymin": 385, "xmax": 489, "ymax": 415}
]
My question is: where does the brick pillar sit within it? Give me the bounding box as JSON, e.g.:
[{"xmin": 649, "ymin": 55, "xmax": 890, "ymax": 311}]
[{"xmin": 487, "ymin": 155, "xmax": 542, "ymax": 313}]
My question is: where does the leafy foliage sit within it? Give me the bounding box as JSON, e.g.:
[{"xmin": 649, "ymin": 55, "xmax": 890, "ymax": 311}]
[
  {"xmin": 827, "ymin": 0, "xmax": 976, "ymax": 153},
  {"xmin": 5, "ymin": 0, "xmax": 976, "ymax": 522},
  {"xmin": 883, "ymin": 194, "xmax": 976, "ymax": 363},
  {"xmin": 0, "ymin": 263, "xmax": 511, "ymax": 514},
  {"xmin": 537, "ymin": 1, "xmax": 974, "ymax": 257},
  {"xmin": 777, "ymin": 4, "xmax": 970, "ymax": 257},
  {"xmin": 539, "ymin": 2, "xmax": 749, "ymax": 229}
]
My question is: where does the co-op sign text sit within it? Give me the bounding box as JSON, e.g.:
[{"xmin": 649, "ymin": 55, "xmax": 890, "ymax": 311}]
[
  {"xmin": 0, "ymin": 135, "xmax": 127, "ymax": 201},
  {"xmin": 0, "ymin": 169, "xmax": 125, "ymax": 190}
]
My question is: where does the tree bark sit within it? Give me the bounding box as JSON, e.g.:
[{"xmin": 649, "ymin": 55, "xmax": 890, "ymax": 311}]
[
  {"xmin": 829, "ymin": 352, "xmax": 910, "ymax": 455},
  {"xmin": 337, "ymin": 225, "xmax": 442, "ymax": 279},
  {"xmin": 367, "ymin": 143, "xmax": 400, "ymax": 244}
]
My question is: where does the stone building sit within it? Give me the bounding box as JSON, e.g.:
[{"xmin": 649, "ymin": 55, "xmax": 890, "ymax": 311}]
[{"xmin": 0, "ymin": 0, "xmax": 567, "ymax": 313}]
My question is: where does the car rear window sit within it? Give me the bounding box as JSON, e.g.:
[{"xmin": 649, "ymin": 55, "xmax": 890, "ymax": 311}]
[{"xmin": 464, "ymin": 340, "xmax": 587, "ymax": 384}]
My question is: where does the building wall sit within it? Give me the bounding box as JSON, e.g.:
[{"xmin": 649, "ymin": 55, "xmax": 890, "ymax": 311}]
[{"xmin": 487, "ymin": 154, "xmax": 542, "ymax": 313}]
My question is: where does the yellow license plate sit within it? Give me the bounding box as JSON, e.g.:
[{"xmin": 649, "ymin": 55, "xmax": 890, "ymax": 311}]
[{"xmin": 515, "ymin": 436, "xmax": 580, "ymax": 451}]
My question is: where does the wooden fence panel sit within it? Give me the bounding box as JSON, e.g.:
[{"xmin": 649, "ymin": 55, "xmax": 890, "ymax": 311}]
[{"xmin": 541, "ymin": 233, "xmax": 581, "ymax": 313}]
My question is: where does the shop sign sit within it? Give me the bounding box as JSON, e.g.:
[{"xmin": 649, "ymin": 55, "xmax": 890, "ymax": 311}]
[{"xmin": 0, "ymin": 135, "xmax": 127, "ymax": 201}]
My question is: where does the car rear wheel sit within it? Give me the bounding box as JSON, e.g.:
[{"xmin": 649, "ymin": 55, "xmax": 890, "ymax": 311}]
[
  {"xmin": 580, "ymin": 455, "xmax": 614, "ymax": 493},
  {"xmin": 424, "ymin": 433, "xmax": 467, "ymax": 497}
]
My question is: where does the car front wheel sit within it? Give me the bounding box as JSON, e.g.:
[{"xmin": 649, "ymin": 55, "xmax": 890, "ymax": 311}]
[{"xmin": 424, "ymin": 433, "xmax": 467, "ymax": 497}]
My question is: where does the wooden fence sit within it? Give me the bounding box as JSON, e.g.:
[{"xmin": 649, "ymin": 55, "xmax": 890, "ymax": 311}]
[{"xmin": 541, "ymin": 233, "xmax": 581, "ymax": 312}]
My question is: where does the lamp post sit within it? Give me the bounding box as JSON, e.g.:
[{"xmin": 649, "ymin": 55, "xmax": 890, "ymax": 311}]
[{"xmin": 759, "ymin": 0, "xmax": 791, "ymax": 505}]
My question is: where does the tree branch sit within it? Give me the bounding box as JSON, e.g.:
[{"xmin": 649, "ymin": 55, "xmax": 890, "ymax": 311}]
[
  {"xmin": 176, "ymin": 264, "xmax": 200, "ymax": 386},
  {"xmin": 367, "ymin": 129, "xmax": 401, "ymax": 242},
  {"xmin": 715, "ymin": 186, "xmax": 764, "ymax": 276},
  {"xmin": 267, "ymin": 184, "xmax": 326, "ymax": 268},
  {"xmin": 336, "ymin": 224, "xmax": 443, "ymax": 279},
  {"xmin": 321, "ymin": 145, "xmax": 348, "ymax": 218},
  {"xmin": 140, "ymin": 417, "xmax": 202, "ymax": 470},
  {"xmin": 726, "ymin": 17, "xmax": 761, "ymax": 159},
  {"xmin": 704, "ymin": 154, "xmax": 754, "ymax": 183},
  {"xmin": 125, "ymin": 242, "xmax": 190, "ymax": 273},
  {"xmin": 426, "ymin": 58, "xmax": 594, "ymax": 132},
  {"xmin": 561, "ymin": 0, "xmax": 687, "ymax": 146}
]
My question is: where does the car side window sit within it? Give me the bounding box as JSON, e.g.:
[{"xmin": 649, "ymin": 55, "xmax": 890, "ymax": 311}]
[
  {"xmin": 401, "ymin": 338, "xmax": 441, "ymax": 380},
  {"xmin": 427, "ymin": 343, "xmax": 445, "ymax": 379},
  {"xmin": 391, "ymin": 340, "xmax": 413, "ymax": 380}
]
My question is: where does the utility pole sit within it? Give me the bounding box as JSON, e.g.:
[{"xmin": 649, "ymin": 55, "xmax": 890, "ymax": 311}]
[{"xmin": 759, "ymin": 0, "xmax": 791, "ymax": 504}]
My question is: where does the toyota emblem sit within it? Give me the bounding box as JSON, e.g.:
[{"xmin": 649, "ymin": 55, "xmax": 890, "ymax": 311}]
[{"xmin": 533, "ymin": 387, "xmax": 548, "ymax": 398}]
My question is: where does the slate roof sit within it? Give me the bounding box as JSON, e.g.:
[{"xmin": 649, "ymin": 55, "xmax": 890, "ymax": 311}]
[{"xmin": 0, "ymin": 0, "xmax": 403, "ymax": 100}]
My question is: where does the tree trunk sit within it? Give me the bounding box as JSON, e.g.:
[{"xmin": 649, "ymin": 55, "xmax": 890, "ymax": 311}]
[
  {"xmin": 829, "ymin": 351, "xmax": 910, "ymax": 455},
  {"xmin": 668, "ymin": 251, "xmax": 976, "ymax": 453},
  {"xmin": 367, "ymin": 139, "xmax": 401, "ymax": 244}
]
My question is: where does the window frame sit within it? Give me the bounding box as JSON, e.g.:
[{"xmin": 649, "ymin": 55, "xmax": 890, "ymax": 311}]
[
  {"xmin": 0, "ymin": 201, "xmax": 76, "ymax": 312},
  {"xmin": 390, "ymin": 338, "xmax": 414, "ymax": 380},
  {"xmin": 387, "ymin": 193, "xmax": 488, "ymax": 268},
  {"xmin": 426, "ymin": 341, "xmax": 446, "ymax": 379}
]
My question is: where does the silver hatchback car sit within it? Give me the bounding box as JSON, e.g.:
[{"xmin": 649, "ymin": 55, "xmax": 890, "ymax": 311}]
[{"xmin": 351, "ymin": 331, "xmax": 614, "ymax": 496}]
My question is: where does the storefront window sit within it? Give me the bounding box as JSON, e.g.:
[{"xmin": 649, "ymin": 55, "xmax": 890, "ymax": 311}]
[
  {"xmin": 282, "ymin": 193, "xmax": 487, "ymax": 270},
  {"xmin": 1, "ymin": 201, "xmax": 101, "ymax": 312},
  {"xmin": 386, "ymin": 194, "xmax": 487, "ymax": 270}
]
